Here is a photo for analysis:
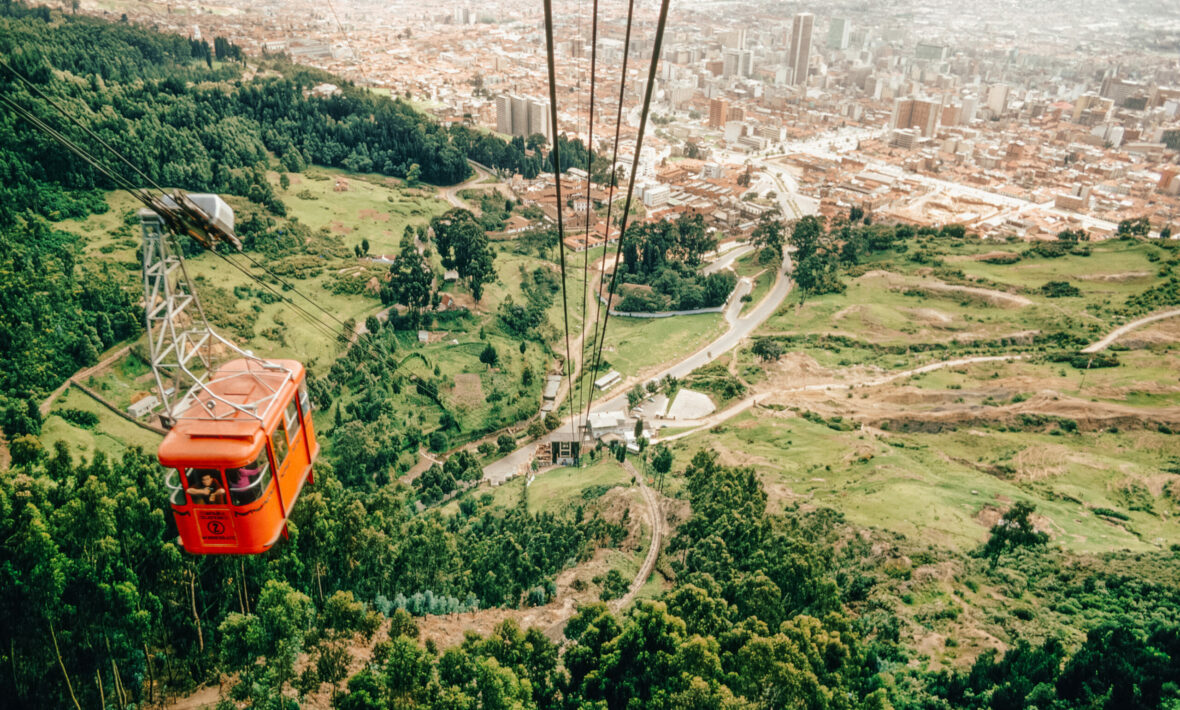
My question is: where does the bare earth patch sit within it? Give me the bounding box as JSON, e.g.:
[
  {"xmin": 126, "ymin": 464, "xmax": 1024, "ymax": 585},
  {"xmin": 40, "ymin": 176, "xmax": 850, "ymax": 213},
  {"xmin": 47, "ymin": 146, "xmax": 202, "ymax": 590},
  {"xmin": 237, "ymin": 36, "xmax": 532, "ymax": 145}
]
[
  {"xmin": 1077, "ymin": 271, "xmax": 1152, "ymax": 282},
  {"xmin": 357, "ymin": 208, "xmax": 390, "ymax": 222},
  {"xmin": 857, "ymin": 270, "xmax": 1031, "ymax": 308},
  {"xmin": 912, "ymin": 281, "xmax": 1031, "ymax": 308},
  {"xmin": 450, "ymin": 373, "xmax": 485, "ymax": 409}
]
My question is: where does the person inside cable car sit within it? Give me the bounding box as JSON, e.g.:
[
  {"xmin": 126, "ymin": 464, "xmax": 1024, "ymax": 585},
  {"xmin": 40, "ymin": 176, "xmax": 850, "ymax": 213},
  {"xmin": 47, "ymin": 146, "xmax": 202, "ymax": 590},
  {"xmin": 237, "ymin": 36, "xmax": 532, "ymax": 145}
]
[
  {"xmin": 227, "ymin": 450, "xmax": 269, "ymax": 506},
  {"xmin": 187, "ymin": 470, "xmax": 226, "ymax": 505}
]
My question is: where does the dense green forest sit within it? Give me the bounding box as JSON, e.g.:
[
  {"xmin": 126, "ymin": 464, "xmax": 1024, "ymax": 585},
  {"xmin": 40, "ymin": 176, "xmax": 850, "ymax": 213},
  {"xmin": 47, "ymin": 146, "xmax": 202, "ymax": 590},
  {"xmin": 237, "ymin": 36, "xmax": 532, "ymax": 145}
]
[
  {"xmin": 4, "ymin": 436, "xmax": 1180, "ymax": 708},
  {"xmin": 616, "ymin": 213, "xmax": 737, "ymax": 312}
]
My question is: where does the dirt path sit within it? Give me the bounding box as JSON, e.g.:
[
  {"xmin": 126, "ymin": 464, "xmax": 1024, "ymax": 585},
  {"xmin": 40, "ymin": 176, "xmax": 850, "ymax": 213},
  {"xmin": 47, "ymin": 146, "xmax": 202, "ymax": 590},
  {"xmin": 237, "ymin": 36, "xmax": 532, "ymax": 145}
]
[
  {"xmin": 657, "ymin": 354, "xmax": 1026, "ymax": 441},
  {"xmin": 912, "ymin": 281, "xmax": 1031, "ymax": 307},
  {"xmin": 40, "ymin": 343, "xmax": 132, "ymax": 416},
  {"xmin": 1081, "ymin": 308, "xmax": 1180, "ymax": 353},
  {"xmin": 615, "ymin": 460, "xmax": 663, "ymax": 610},
  {"xmin": 657, "ymin": 306, "xmax": 1180, "ymax": 440}
]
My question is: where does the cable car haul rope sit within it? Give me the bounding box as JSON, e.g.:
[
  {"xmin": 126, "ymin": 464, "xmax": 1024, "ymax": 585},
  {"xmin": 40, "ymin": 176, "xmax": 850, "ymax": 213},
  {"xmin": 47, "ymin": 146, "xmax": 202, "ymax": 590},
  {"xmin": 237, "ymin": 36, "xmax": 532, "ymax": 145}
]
[{"xmin": 541, "ymin": 0, "xmax": 673, "ymax": 432}]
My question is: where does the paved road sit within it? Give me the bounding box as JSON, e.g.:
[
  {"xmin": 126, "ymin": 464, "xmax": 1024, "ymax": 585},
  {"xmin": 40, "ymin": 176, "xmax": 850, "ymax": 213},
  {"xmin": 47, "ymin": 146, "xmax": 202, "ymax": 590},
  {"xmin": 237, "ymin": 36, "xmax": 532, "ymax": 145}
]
[
  {"xmin": 703, "ymin": 244, "xmax": 754, "ymax": 274},
  {"xmin": 439, "ymin": 162, "xmax": 500, "ymax": 209},
  {"xmin": 484, "ymin": 250, "xmax": 793, "ymax": 484}
]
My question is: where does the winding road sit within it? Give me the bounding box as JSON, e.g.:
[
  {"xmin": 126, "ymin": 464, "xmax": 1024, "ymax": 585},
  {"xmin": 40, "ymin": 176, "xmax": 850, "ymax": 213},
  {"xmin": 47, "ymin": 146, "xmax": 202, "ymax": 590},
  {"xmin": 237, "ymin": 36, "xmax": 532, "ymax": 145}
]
[{"xmin": 482, "ymin": 248, "xmax": 794, "ymax": 484}]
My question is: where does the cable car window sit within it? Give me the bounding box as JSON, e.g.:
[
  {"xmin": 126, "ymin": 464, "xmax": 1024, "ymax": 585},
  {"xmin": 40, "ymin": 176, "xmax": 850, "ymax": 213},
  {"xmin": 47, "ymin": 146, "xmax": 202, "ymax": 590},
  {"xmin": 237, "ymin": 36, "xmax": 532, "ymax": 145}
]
[
  {"xmin": 186, "ymin": 468, "xmax": 226, "ymax": 505},
  {"xmin": 285, "ymin": 398, "xmax": 301, "ymax": 440},
  {"xmin": 271, "ymin": 419, "xmax": 289, "ymax": 469},
  {"xmin": 227, "ymin": 450, "xmax": 271, "ymax": 507},
  {"xmin": 299, "ymin": 381, "xmax": 311, "ymax": 417},
  {"xmin": 165, "ymin": 469, "xmax": 187, "ymax": 506}
]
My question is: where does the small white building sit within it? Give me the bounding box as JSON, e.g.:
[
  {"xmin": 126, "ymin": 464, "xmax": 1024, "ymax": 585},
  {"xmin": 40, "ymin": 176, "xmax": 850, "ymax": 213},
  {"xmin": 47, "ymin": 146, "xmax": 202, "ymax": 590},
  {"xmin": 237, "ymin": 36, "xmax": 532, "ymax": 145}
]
[
  {"xmin": 593, "ymin": 370, "xmax": 621, "ymax": 390},
  {"xmin": 128, "ymin": 395, "xmax": 159, "ymax": 419},
  {"xmin": 587, "ymin": 410, "xmax": 629, "ymax": 439}
]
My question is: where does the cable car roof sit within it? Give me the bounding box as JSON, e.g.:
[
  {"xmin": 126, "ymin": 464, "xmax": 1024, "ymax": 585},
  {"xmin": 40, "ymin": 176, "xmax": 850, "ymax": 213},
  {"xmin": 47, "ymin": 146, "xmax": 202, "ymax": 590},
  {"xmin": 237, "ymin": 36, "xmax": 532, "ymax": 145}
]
[{"xmin": 158, "ymin": 358, "xmax": 304, "ymax": 469}]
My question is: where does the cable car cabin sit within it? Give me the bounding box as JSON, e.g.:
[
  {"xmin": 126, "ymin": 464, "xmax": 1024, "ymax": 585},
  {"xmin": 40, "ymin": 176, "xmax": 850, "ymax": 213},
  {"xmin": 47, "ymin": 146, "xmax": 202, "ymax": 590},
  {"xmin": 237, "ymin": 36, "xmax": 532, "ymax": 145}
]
[{"xmin": 158, "ymin": 358, "xmax": 318, "ymax": 555}]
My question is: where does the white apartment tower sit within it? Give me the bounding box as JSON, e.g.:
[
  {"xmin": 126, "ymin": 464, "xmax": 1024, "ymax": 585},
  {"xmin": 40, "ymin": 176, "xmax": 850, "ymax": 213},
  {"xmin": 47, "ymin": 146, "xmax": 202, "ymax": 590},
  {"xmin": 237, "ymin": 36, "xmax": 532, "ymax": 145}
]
[
  {"xmin": 986, "ymin": 84, "xmax": 1010, "ymax": 116},
  {"xmin": 788, "ymin": 13, "xmax": 814, "ymax": 87},
  {"xmin": 495, "ymin": 94, "xmax": 552, "ymax": 142},
  {"xmin": 494, "ymin": 95, "xmax": 512, "ymax": 135}
]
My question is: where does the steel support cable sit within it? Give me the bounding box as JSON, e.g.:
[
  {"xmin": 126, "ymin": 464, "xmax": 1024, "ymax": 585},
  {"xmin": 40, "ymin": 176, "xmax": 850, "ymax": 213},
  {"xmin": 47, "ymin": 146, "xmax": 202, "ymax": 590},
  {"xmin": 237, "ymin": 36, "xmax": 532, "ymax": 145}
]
[
  {"xmin": 542, "ymin": 0, "xmax": 579, "ymax": 441},
  {"xmin": 0, "ymin": 58, "xmax": 357, "ymax": 330},
  {"xmin": 0, "ymin": 58, "xmax": 170, "ymax": 201},
  {"xmin": 580, "ymin": 0, "xmax": 636, "ymax": 421},
  {"xmin": 582, "ymin": 0, "xmax": 671, "ymax": 425},
  {"xmin": 0, "ymin": 94, "xmax": 366, "ymax": 383},
  {"xmin": 570, "ymin": 0, "xmax": 584, "ymax": 428},
  {"xmin": 574, "ymin": 0, "xmax": 600, "ymax": 427},
  {"xmin": 6, "ymin": 40, "xmax": 449, "ymax": 409},
  {"xmin": 323, "ymin": 0, "xmax": 369, "ymax": 84},
  {"xmin": 1, "ymin": 89, "xmax": 440, "ymax": 405},
  {"xmin": 0, "ymin": 94, "xmax": 150, "ymax": 200}
]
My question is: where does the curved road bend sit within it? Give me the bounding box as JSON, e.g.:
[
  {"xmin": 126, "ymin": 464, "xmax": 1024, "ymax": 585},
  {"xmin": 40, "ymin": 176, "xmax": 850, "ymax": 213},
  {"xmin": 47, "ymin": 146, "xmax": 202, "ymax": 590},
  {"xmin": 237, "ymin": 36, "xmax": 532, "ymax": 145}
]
[{"xmin": 483, "ymin": 251, "xmax": 794, "ymax": 484}]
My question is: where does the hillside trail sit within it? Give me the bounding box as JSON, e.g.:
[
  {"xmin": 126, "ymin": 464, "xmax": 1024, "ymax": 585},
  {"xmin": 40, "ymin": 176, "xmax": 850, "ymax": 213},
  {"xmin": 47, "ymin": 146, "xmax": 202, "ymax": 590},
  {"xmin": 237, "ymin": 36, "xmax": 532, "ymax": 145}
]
[
  {"xmin": 615, "ymin": 460, "xmax": 664, "ymax": 610},
  {"xmin": 1081, "ymin": 308, "xmax": 1180, "ymax": 353},
  {"xmin": 658, "ymin": 305, "xmax": 1180, "ymax": 441},
  {"xmin": 39, "ymin": 343, "xmax": 132, "ymax": 416}
]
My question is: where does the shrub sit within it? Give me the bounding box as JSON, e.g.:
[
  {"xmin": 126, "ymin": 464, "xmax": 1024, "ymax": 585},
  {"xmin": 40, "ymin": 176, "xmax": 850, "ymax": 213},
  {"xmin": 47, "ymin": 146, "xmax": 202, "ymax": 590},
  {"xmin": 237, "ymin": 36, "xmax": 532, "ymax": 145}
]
[
  {"xmin": 1041, "ymin": 281, "xmax": 1081, "ymax": 298},
  {"xmin": 56, "ymin": 408, "xmax": 99, "ymax": 429}
]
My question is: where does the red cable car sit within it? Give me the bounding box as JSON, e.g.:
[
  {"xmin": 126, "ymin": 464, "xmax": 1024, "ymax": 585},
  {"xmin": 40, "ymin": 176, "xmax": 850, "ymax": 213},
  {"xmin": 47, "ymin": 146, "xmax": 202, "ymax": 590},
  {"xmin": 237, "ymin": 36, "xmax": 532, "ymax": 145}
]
[
  {"xmin": 137, "ymin": 194, "xmax": 320, "ymax": 555},
  {"xmin": 158, "ymin": 359, "xmax": 319, "ymax": 554}
]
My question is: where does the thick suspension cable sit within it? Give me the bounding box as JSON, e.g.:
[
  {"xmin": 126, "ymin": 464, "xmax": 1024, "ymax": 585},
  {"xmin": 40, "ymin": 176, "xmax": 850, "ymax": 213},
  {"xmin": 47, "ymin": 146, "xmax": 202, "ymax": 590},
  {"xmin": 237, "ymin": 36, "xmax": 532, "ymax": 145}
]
[
  {"xmin": 581, "ymin": 0, "xmax": 635, "ymax": 421},
  {"xmin": 575, "ymin": 0, "xmax": 601, "ymax": 426},
  {"xmin": 0, "ymin": 92, "xmax": 352, "ymax": 357},
  {"xmin": 583, "ymin": 0, "xmax": 672, "ymax": 424},
  {"xmin": 0, "ymin": 94, "xmax": 149, "ymax": 200},
  {"xmin": 542, "ymin": 0, "xmax": 579, "ymax": 441},
  {"xmin": 1, "ymin": 59, "xmax": 169, "ymax": 201},
  {"xmin": 581, "ymin": 0, "xmax": 636, "ymax": 424}
]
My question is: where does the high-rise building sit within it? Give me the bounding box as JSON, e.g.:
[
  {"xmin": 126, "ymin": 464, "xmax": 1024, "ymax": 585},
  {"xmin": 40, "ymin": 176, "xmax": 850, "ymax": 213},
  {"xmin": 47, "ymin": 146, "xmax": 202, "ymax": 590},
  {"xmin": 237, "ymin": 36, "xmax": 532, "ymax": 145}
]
[
  {"xmin": 961, "ymin": 95, "xmax": 979, "ymax": 123},
  {"xmin": 495, "ymin": 95, "xmax": 512, "ymax": 135},
  {"xmin": 722, "ymin": 48, "xmax": 753, "ymax": 78},
  {"xmin": 914, "ymin": 43, "xmax": 949, "ymax": 61},
  {"xmin": 495, "ymin": 94, "xmax": 552, "ymax": 141},
  {"xmin": 722, "ymin": 29, "xmax": 746, "ymax": 50},
  {"xmin": 986, "ymin": 84, "xmax": 1010, "ymax": 116},
  {"xmin": 788, "ymin": 13, "xmax": 814, "ymax": 87},
  {"xmin": 708, "ymin": 98, "xmax": 729, "ymax": 129},
  {"xmin": 827, "ymin": 18, "xmax": 849, "ymax": 51},
  {"xmin": 890, "ymin": 98, "xmax": 941, "ymax": 137}
]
